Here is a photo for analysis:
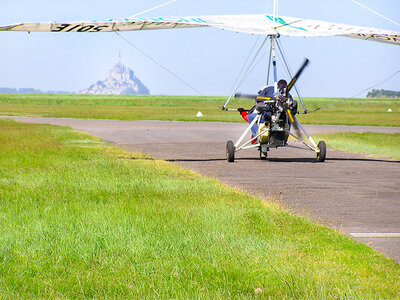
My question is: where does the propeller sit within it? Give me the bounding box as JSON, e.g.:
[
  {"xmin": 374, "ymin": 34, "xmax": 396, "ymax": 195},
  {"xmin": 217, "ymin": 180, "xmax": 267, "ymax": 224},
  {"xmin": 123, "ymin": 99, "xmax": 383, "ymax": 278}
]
[
  {"xmin": 284, "ymin": 58, "xmax": 310, "ymax": 141},
  {"xmin": 285, "ymin": 58, "xmax": 309, "ymax": 95},
  {"xmin": 234, "ymin": 58, "xmax": 310, "ymax": 124},
  {"xmin": 290, "ymin": 114, "xmax": 307, "ymax": 142}
]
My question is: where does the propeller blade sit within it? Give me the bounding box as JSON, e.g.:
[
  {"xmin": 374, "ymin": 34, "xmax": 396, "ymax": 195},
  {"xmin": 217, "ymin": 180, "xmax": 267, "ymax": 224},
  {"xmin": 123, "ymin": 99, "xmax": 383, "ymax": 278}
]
[
  {"xmin": 290, "ymin": 116, "xmax": 307, "ymax": 142},
  {"xmin": 286, "ymin": 58, "xmax": 309, "ymax": 94},
  {"xmin": 234, "ymin": 93, "xmax": 257, "ymax": 100}
]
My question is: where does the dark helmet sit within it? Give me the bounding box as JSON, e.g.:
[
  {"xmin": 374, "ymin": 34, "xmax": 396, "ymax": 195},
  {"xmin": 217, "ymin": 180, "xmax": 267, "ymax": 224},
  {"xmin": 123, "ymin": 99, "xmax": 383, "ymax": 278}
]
[{"xmin": 277, "ymin": 79, "xmax": 287, "ymax": 90}]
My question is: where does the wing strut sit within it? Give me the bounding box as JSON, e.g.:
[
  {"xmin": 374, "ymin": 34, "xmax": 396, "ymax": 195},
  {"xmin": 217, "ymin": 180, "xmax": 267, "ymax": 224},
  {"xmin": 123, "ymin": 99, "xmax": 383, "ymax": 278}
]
[
  {"xmin": 271, "ymin": 35, "xmax": 278, "ymax": 91},
  {"xmin": 221, "ymin": 36, "xmax": 269, "ymax": 110}
]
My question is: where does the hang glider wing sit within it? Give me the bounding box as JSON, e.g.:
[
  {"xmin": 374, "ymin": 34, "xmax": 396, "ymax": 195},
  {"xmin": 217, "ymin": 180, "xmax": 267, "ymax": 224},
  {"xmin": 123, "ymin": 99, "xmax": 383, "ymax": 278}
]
[
  {"xmin": 263, "ymin": 15, "xmax": 400, "ymax": 46},
  {"xmin": 1, "ymin": 14, "xmax": 399, "ymax": 45}
]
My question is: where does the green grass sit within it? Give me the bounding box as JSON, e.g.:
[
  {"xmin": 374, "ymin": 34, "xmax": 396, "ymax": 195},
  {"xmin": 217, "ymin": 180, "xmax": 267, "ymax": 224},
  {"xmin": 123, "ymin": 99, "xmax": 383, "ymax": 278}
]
[
  {"xmin": 297, "ymin": 97, "xmax": 400, "ymax": 127},
  {"xmin": 314, "ymin": 132, "xmax": 400, "ymax": 160},
  {"xmin": 0, "ymin": 94, "xmax": 241, "ymax": 122},
  {"xmin": 0, "ymin": 94, "xmax": 399, "ymax": 126},
  {"xmin": 0, "ymin": 118, "xmax": 399, "ymax": 298}
]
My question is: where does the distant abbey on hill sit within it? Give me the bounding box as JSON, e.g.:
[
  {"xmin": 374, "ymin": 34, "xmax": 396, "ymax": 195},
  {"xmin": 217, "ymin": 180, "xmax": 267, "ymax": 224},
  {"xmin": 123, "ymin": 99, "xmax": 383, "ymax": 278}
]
[{"xmin": 80, "ymin": 62, "xmax": 150, "ymax": 95}]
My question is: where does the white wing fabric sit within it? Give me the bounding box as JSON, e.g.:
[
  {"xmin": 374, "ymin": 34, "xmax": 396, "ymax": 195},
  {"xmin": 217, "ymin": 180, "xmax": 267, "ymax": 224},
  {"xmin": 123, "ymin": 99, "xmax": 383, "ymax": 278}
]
[{"xmin": 1, "ymin": 14, "xmax": 399, "ymax": 45}]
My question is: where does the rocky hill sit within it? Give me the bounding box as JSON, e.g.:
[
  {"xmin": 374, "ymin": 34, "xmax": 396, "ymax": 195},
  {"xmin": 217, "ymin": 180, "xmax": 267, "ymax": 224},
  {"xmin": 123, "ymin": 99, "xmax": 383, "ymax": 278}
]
[{"xmin": 80, "ymin": 62, "xmax": 150, "ymax": 95}]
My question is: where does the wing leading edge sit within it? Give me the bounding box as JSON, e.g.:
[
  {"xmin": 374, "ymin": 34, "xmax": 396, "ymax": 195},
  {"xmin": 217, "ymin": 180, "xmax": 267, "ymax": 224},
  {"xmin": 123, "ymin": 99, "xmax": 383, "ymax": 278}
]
[{"xmin": 1, "ymin": 14, "xmax": 399, "ymax": 45}]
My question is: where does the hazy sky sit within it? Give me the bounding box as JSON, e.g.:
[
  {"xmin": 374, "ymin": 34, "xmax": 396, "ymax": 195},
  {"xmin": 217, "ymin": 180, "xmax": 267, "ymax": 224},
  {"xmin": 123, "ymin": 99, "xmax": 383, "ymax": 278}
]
[{"xmin": 0, "ymin": 0, "xmax": 399, "ymax": 97}]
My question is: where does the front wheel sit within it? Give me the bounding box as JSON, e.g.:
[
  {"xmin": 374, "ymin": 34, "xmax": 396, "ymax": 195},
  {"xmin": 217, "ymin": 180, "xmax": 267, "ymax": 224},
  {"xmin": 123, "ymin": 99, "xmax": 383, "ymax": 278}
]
[
  {"xmin": 226, "ymin": 140, "xmax": 235, "ymax": 162},
  {"xmin": 316, "ymin": 141, "xmax": 326, "ymax": 162},
  {"xmin": 260, "ymin": 145, "xmax": 268, "ymax": 160}
]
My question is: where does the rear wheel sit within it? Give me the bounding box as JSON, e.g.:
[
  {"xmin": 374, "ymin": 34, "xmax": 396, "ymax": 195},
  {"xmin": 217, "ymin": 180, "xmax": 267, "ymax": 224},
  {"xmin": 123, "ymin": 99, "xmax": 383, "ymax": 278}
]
[
  {"xmin": 316, "ymin": 141, "xmax": 326, "ymax": 162},
  {"xmin": 226, "ymin": 140, "xmax": 235, "ymax": 162}
]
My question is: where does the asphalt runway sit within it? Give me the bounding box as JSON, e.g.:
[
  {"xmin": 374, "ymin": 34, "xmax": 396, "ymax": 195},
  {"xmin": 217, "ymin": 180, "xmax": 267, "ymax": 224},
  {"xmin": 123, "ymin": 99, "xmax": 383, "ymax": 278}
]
[{"xmin": 4, "ymin": 117, "xmax": 400, "ymax": 263}]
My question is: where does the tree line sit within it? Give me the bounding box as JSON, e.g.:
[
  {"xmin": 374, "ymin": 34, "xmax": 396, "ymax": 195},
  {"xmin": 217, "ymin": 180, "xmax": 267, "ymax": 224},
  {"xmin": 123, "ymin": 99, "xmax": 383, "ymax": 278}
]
[{"xmin": 367, "ymin": 89, "xmax": 400, "ymax": 98}]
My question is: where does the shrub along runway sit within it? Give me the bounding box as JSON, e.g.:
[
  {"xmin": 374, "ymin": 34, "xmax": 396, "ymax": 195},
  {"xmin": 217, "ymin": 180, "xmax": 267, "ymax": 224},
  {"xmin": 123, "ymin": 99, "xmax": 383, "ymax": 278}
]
[{"xmin": 4, "ymin": 117, "xmax": 400, "ymax": 263}]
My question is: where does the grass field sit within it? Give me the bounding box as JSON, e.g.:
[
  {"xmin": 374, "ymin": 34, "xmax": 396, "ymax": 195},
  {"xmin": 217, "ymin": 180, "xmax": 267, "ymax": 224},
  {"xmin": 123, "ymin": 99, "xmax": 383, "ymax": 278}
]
[
  {"xmin": 296, "ymin": 97, "xmax": 400, "ymax": 127},
  {"xmin": 0, "ymin": 94, "xmax": 399, "ymax": 126},
  {"xmin": 1, "ymin": 118, "xmax": 399, "ymax": 298},
  {"xmin": 314, "ymin": 132, "xmax": 400, "ymax": 160}
]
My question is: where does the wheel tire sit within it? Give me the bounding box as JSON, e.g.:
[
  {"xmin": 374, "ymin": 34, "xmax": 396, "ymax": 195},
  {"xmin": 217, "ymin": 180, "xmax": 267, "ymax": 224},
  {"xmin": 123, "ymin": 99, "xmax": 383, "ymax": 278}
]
[
  {"xmin": 260, "ymin": 149, "xmax": 267, "ymax": 160},
  {"xmin": 316, "ymin": 141, "xmax": 326, "ymax": 162},
  {"xmin": 226, "ymin": 140, "xmax": 235, "ymax": 162}
]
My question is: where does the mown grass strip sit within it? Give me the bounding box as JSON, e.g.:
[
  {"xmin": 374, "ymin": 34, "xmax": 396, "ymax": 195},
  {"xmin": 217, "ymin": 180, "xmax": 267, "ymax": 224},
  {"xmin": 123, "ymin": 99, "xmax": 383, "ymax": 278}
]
[
  {"xmin": 0, "ymin": 94, "xmax": 399, "ymax": 126},
  {"xmin": 0, "ymin": 119, "xmax": 399, "ymax": 298},
  {"xmin": 314, "ymin": 132, "xmax": 400, "ymax": 160}
]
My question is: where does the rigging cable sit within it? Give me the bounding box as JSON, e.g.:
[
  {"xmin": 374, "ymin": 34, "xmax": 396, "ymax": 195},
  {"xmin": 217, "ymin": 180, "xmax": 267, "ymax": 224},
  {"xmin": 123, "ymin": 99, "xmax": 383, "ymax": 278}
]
[
  {"xmin": 222, "ymin": 36, "xmax": 269, "ymax": 109},
  {"xmin": 264, "ymin": 0, "xmax": 273, "ymax": 15},
  {"xmin": 130, "ymin": 0, "xmax": 178, "ymax": 18},
  {"xmin": 347, "ymin": 0, "xmax": 400, "ymax": 28},
  {"xmin": 228, "ymin": 35, "xmax": 261, "ymax": 96},
  {"xmin": 242, "ymin": 49, "xmax": 267, "ymax": 84},
  {"xmin": 308, "ymin": 69, "xmax": 400, "ymax": 113},
  {"xmin": 310, "ymin": 0, "xmax": 342, "ymax": 23},
  {"xmin": 114, "ymin": 31, "xmax": 206, "ymax": 97}
]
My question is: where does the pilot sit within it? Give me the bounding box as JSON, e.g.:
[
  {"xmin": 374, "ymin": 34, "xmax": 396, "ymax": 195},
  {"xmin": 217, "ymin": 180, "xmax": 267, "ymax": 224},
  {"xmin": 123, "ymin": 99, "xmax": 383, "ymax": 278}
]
[
  {"xmin": 275, "ymin": 79, "xmax": 297, "ymax": 114},
  {"xmin": 238, "ymin": 79, "xmax": 297, "ymax": 143}
]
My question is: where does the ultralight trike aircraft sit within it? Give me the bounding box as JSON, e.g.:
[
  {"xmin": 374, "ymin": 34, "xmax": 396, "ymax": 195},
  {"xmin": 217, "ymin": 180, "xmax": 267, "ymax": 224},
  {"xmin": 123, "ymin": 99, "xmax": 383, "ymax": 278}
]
[
  {"xmin": 222, "ymin": 56, "xmax": 327, "ymax": 163},
  {"xmin": 1, "ymin": 0, "xmax": 399, "ymax": 163}
]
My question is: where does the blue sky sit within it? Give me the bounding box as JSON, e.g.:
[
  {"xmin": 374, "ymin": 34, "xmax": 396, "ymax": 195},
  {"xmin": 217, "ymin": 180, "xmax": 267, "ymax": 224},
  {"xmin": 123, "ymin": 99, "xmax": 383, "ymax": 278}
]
[{"xmin": 0, "ymin": 0, "xmax": 399, "ymax": 97}]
